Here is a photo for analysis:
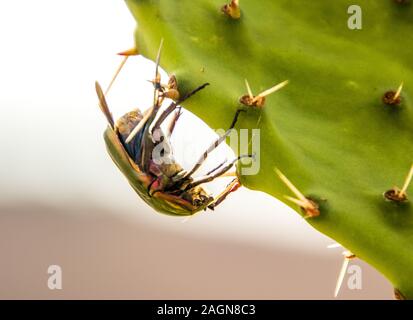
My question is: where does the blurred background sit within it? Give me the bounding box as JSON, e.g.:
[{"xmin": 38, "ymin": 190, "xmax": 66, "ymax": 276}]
[{"xmin": 0, "ymin": 0, "xmax": 392, "ymax": 299}]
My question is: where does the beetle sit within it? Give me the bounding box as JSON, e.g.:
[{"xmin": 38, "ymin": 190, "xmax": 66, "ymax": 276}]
[{"xmin": 95, "ymin": 44, "xmax": 252, "ymax": 216}]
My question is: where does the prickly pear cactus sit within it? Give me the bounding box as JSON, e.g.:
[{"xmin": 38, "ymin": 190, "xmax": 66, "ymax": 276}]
[{"xmin": 125, "ymin": 0, "xmax": 413, "ymax": 298}]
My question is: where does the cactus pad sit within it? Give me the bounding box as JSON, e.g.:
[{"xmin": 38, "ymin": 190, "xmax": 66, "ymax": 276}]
[{"xmin": 124, "ymin": 0, "xmax": 413, "ymax": 298}]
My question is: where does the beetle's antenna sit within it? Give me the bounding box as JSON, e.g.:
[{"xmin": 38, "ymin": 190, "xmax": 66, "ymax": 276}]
[
  {"xmin": 253, "ymin": 80, "xmax": 289, "ymax": 103},
  {"xmin": 95, "ymin": 81, "xmax": 115, "ymax": 129}
]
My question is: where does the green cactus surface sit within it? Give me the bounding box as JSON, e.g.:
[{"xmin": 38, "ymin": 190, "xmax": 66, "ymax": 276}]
[{"xmin": 125, "ymin": 0, "xmax": 413, "ymax": 298}]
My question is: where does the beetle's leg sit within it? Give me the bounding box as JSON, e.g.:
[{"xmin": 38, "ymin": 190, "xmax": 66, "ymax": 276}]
[
  {"xmin": 137, "ymin": 40, "xmax": 171, "ymax": 169},
  {"xmin": 146, "ymin": 82, "xmax": 210, "ymax": 170},
  {"xmin": 167, "ymin": 106, "xmax": 183, "ymax": 137},
  {"xmin": 202, "ymin": 160, "xmax": 238, "ymax": 178},
  {"xmin": 182, "ymin": 109, "xmax": 245, "ymax": 180},
  {"xmin": 147, "ymin": 178, "xmax": 158, "ymax": 197},
  {"xmin": 208, "ymin": 178, "xmax": 242, "ymax": 210},
  {"xmin": 205, "ymin": 159, "xmax": 227, "ymax": 176},
  {"xmin": 151, "ymin": 83, "xmax": 210, "ymax": 135},
  {"xmin": 184, "ymin": 154, "xmax": 252, "ymax": 190}
]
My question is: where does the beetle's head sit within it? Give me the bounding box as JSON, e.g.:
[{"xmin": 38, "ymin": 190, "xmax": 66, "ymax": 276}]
[
  {"xmin": 182, "ymin": 185, "xmax": 214, "ymax": 208},
  {"xmin": 148, "ymin": 184, "xmax": 214, "ymax": 216}
]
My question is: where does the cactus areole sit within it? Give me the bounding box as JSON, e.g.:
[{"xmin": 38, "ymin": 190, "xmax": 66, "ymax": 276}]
[{"xmin": 122, "ymin": 0, "xmax": 413, "ymax": 298}]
